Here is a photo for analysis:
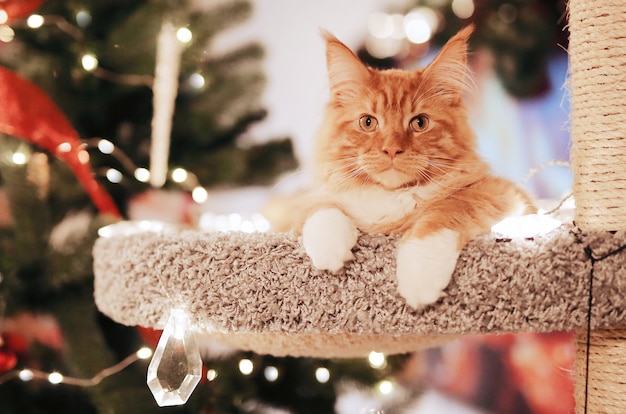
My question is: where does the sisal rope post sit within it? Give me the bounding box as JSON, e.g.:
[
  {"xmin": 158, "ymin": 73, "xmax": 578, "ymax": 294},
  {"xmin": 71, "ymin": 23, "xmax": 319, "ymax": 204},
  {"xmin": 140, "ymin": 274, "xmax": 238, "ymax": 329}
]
[
  {"xmin": 569, "ymin": 0, "xmax": 626, "ymax": 231},
  {"xmin": 569, "ymin": 0, "xmax": 626, "ymax": 412},
  {"xmin": 575, "ymin": 330, "xmax": 626, "ymax": 414}
]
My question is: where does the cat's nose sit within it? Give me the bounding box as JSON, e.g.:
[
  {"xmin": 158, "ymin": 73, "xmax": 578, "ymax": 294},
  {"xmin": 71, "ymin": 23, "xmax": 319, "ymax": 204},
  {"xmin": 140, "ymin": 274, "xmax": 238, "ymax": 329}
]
[{"xmin": 382, "ymin": 146, "xmax": 404, "ymax": 160}]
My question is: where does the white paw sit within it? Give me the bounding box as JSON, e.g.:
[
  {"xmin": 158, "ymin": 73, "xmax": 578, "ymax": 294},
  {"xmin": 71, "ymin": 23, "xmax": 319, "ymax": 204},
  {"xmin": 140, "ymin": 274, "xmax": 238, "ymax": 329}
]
[
  {"xmin": 396, "ymin": 229, "xmax": 460, "ymax": 308},
  {"xmin": 302, "ymin": 208, "xmax": 358, "ymax": 273}
]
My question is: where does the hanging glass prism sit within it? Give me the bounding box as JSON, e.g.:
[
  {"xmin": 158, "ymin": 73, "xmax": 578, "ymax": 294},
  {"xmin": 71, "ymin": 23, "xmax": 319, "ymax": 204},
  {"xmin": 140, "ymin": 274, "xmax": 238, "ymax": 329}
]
[{"xmin": 147, "ymin": 309, "xmax": 202, "ymax": 406}]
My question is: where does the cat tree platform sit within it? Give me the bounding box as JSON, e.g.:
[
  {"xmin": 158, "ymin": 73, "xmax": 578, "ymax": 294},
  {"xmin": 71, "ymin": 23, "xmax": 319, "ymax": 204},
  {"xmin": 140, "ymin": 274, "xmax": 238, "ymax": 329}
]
[{"xmin": 93, "ymin": 224, "xmax": 626, "ymax": 358}]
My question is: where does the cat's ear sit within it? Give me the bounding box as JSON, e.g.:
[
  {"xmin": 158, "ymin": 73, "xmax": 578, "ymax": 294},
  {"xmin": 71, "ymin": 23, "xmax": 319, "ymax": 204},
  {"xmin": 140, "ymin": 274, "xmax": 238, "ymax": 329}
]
[
  {"xmin": 322, "ymin": 30, "xmax": 370, "ymax": 101},
  {"xmin": 421, "ymin": 25, "xmax": 474, "ymax": 100}
]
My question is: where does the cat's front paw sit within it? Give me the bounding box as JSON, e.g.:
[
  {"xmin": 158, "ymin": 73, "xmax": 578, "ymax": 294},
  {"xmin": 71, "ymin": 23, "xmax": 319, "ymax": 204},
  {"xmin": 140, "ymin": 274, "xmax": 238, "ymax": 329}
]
[
  {"xmin": 396, "ymin": 229, "xmax": 460, "ymax": 308},
  {"xmin": 302, "ymin": 208, "xmax": 358, "ymax": 273}
]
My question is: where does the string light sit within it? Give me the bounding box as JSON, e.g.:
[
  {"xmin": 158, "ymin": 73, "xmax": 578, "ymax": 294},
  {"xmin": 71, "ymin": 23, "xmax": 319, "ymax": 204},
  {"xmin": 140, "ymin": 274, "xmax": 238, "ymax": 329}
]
[
  {"xmin": 188, "ymin": 73, "xmax": 206, "ymax": 89},
  {"xmin": 239, "ymin": 358, "xmax": 254, "ymax": 375},
  {"xmin": 315, "ymin": 367, "xmax": 330, "ymax": 384},
  {"xmin": 377, "ymin": 379, "xmax": 394, "ymax": 395},
  {"xmin": 11, "ymin": 151, "xmax": 28, "ymax": 165},
  {"xmin": 176, "ymin": 27, "xmax": 192, "ymax": 44},
  {"xmin": 26, "ymin": 14, "xmax": 45, "ymax": 29},
  {"xmin": 191, "ymin": 186, "xmax": 208, "ymax": 203},
  {"xmin": 0, "ymin": 10, "xmax": 8, "ymax": 24},
  {"xmin": 171, "ymin": 167, "xmax": 188, "ymax": 183},
  {"xmin": 106, "ymin": 168, "xmax": 123, "ymax": 183},
  {"xmin": 264, "ymin": 366, "xmax": 279, "ymax": 382},
  {"xmin": 134, "ymin": 167, "xmax": 151, "ymax": 183},
  {"xmin": 206, "ymin": 369, "xmax": 218, "ymax": 381},
  {"xmin": 57, "ymin": 142, "xmax": 72, "ymax": 153},
  {"xmin": 0, "ymin": 25, "xmax": 15, "ymax": 43},
  {"xmin": 97, "ymin": 139, "xmax": 115, "ymax": 154},
  {"xmin": 0, "ymin": 347, "xmax": 153, "ymax": 387},
  {"xmin": 368, "ymin": 351, "xmax": 386, "ymax": 369},
  {"xmin": 75, "ymin": 10, "xmax": 92, "ymax": 28},
  {"xmin": 451, "ymin": 0, "xmax": 475, "ymax": 19},
  {"xmin": 81, "ymin": 53, "xmax": 99, "ymax": 72}
]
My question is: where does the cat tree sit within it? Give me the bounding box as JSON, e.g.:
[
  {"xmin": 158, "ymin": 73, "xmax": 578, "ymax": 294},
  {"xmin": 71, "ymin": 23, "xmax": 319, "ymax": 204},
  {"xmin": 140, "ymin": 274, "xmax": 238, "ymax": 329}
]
[{"xmin": 93, "ymin": 0, "xmax": 626, "ymax": 412}]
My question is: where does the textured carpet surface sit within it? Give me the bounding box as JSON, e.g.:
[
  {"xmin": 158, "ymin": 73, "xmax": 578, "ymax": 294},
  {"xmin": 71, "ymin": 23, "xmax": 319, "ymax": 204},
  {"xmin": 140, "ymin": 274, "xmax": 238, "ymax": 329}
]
[{"xmin": 93, "ymin": 225, "xmax": 626, "ymax": 357}]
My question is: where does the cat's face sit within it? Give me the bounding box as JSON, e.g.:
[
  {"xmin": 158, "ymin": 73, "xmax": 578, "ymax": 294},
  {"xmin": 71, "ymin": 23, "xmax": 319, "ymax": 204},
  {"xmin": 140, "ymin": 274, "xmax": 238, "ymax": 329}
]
[{"xmin": 317, "ymin": 26, "xmax": 477, "ymax": 191}]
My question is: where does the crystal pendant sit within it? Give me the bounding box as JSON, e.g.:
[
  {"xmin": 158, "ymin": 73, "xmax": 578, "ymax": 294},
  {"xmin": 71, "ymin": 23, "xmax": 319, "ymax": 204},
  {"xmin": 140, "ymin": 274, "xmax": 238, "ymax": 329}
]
[{"xmin": 147, "ymin": 309, "xmax": 202, "ymax": 406}]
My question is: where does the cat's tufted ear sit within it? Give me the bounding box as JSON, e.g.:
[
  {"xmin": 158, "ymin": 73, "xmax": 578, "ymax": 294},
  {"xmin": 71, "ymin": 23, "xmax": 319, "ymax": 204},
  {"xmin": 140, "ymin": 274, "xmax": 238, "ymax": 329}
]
[
  {"xmin": 322, "ymin": 30, "xmax": 370, "ymax": 101},
  {"xmin": 421, "ymin": 25, "xmax": 474, "ymax": 100}
]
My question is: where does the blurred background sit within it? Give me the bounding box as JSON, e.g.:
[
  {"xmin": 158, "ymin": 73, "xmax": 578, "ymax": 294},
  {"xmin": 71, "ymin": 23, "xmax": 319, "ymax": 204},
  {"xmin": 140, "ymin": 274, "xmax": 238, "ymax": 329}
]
[{"xmin": 0, "ymin": 0, "xmax": 574, "ymax": 413}]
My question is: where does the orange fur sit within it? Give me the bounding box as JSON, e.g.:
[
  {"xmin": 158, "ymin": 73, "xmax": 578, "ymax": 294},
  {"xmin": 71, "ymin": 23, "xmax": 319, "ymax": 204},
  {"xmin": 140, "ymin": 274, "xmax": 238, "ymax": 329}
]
[{"xmin": 275, "ymin": 26, "xmax": 534, "ymax": 243}]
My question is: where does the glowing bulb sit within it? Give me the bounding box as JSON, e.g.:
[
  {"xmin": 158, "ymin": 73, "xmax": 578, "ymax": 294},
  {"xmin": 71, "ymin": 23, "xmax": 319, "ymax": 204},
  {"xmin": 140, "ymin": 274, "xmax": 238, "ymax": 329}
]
[
  {"xmin": 134, "ymin": 167, "xmax": 150, "ymax": 182},
  {"xmin": 0, "ymin": 25, "xmax": 15, "ymax": 43},
  {"xmin": 0, "ymin": 10, "xmax": 8, "ymax": 24},
  {"xmin": 264, "ymin": 366, "xmax": 279, "ymax": 382},
  {"xmin": 176, "ymin": 27, "xmax": 192, "ymax": 44},
  {"xmin": 11, "ymin": 152, "xmax": 27, "ymax": 165},
  {"xmin": 192, "ymin": 186, "xmax": 208, "ymax": 203},
  {"xmin": 451, "ymin": 0, "xmax": 475, "ymax": 19},
  {"xmin": 377, "ymin": 380, "xmax": 394, "ymax": 395},
  {"xmin": 189, "ymin": 73, "xmax": 205, "ymax": 89},
  {"xmin": 136, "ymin": 347, "xmax": 153, "ymax": 359},
  {"xmin": 239, "ymin": 359, "xmax": 254, "ymax": 375},
  {"xmin": 81, "ymin": 53, "xmax": 99, "ymax": 72},
  {"xmin": 315, "ymin": 367, "xmax": 330, "ymax": 383},
  {"xmin": 206, "ymin": 369, "xmax": 218, "ymax": 381},
  {"xmin": 26, "ymin": 14, "xmax": 44, "ymax": 28},
  {"xmin": 368, "ymin": 351, "xmax": 386, "ymax": 369},
  {"xmin": 171, "ymin": 168, "xmax": 188, "ymax": 183},
  {"xmin": 19, "ymin": 369, "xmax": 34, "ymax": 381},
  {"xmin": 106, "ymin": 168, "xmax": 123, "ymax": 183},
  {"xmin": 48, "ymin": 372, "xmax": 64, "ymax": 384},
  {"xmin": 404, "ymin": 15, "xmax": 432, "ymax": 44},
  {"xmin": 57, "ymin": 142, "xmax": 72, "ymax": 153},
  {"xmin": 76, "ymin": 10, "xmax": 92, "ymax": 28},
  {"xmin": 78, "ymin": 149, "xmax": 90, "ymax": 164},
  {"xmin": 97, "ymin": 139, "xmax": 114, "ymax": 154}
]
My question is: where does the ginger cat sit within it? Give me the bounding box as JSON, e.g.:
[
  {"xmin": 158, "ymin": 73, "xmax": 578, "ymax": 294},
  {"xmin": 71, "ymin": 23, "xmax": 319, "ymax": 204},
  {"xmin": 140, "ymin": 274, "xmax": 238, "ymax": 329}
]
[{"xmin": 278, "ymin": 26, "xmax": 533, "ymax": 308}]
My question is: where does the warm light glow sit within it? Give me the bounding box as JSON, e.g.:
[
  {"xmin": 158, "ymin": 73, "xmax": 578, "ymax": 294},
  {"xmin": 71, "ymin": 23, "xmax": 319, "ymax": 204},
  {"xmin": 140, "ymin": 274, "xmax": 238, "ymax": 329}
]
[
  {"xmin": 19, "ymin": 369, "xmax": 34, "ymax": 382},
  {"xmin": 377, "ymin": 380, "xmax": 394, "ymax": 395},
  {"xmin": 368, "ymin": 351, "xmax": 386, "ymax": 369},
  {"xmin": 0, "ymin": 10, "xmax": 8, "ymax": 24},
  {"xmin": 136, "ymin": 347, "xmax": 153, "ymax": 360},
  {"xmin": 106, "ymin": 168, "xmax": 123, "ymax": 183},
  {"xmin": 239, "ymin": 359, "xmax": 254, "ymax": 375},
  {"xmin": 206, "ymin": 369, "xmax": 218, "ymax": 381},
  {"xmin": 189, "ymin": 73, "xmax": 205, "ymax": 89},
  {"xmin": 191, "ymin": 186, "xmax": 208, "ymax": 203},
  {"xmin": 78, "ymin": 149, "xmax": 90, "ymax": 164},
  {"xmin": 171, "ymin": 168, "xmax": 188, "ymax": 183},
  {"xmin": 264, "ymin": 366, "xmax": 279, "ymax": 382},
  {"xmin": 491, "ymin": 214, "xmax": 562, "ymax": 238},
  {"xmin": 97, "ymin": 139, "xmax": 115, "ymax": 154},
  {"xmin": 0, "ymin": 25, "xmax": 15, "ymax": 43},
  {"xmin": 26, "ymin": 14, "xmax": 44, "ymax": 29},
  {"xmin": 451, "ymin": 0, "xmax": 475, "ymax": 19},
  {"xmin": 315, "ymin": 367, "xmax": 330, "ymax": 383},
  {"xmin": 176, "ymin": 27, "xmax": 192, "ymax": 44},
  {"xmin": 81, "ymin": 53, "xmax": 99, "ymax": 72},
  {"xmin": 11, "ymin": 152, "xmax": 27, "ymax": 165},
  {"xmin": 48, "ymin": 372, "xmax": 64, "ymax": 384},
  {"xmin": 404, "ymin": 14, "xmax": 432, "ymax": 44},
  {"xmin": 57, "ymin": 142, "xmax": 72, "ymax": 153},
  {"xmin": 134, "ymin": 167, "xmax": 151, "ymax": 182},
  {"xmin": 76, "ymin": 10, "xmax": 92, "ymax": 28}
]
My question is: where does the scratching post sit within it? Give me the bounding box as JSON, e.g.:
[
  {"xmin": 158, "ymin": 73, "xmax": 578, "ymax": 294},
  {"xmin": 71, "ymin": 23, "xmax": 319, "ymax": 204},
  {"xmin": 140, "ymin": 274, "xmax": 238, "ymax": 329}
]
[
  {"xmin": 569, "ymin": 0, "xmax": 626, "ymax": 412},
  {"xmin": 569, "ymin": 0, "xmax": 626, "ymax": 231}
]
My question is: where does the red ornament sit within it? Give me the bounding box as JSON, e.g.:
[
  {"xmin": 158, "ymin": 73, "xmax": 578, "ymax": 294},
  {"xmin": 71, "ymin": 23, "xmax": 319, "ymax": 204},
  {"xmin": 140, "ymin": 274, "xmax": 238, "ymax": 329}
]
[
  {"xmin": 0, "ymin": 66, "xmax": 120, "ymax": 217},
  {"xmin": 0, "ymin": 0, "xmax": 45, "ymax": 23}
]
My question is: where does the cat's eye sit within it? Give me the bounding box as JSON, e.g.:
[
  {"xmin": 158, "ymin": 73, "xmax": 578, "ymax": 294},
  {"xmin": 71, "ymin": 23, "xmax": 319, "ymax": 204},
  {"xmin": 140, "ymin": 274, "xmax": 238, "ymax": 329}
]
[
  {"xmin": 359, "ymin": 115, "xmax": 378, "ymax": 132},
  {"xmin": 410, "ymin": 114, "xmax": 429, "ymax": 132}
]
